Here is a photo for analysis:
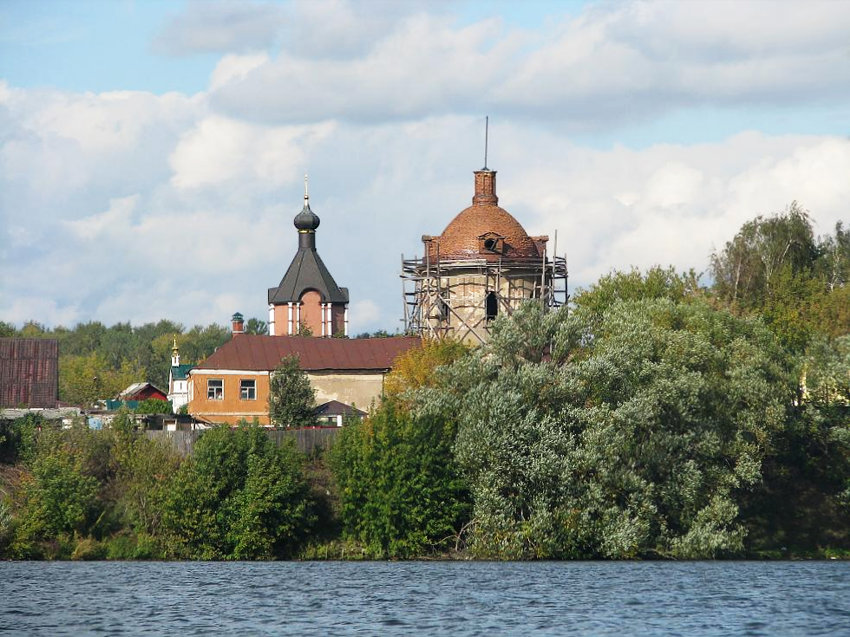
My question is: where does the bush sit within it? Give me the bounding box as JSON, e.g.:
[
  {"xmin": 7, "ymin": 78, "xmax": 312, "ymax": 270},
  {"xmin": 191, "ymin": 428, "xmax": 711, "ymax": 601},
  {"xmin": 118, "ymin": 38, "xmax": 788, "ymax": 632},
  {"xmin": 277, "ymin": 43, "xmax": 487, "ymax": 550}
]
[
  {"xmin": 161, "ymin": 424, "xmax": 314, "ymax": 559},
  {"xmin": 0, "ymin": 414, "xmax": 42, "ymax": 464},
  {"xmin": 71, "ymin": 537, "xmax": 106, "ymax": 561},
  {"xmin": 331, "ymin": 400, "xmax": 470, "ymax": 558}
]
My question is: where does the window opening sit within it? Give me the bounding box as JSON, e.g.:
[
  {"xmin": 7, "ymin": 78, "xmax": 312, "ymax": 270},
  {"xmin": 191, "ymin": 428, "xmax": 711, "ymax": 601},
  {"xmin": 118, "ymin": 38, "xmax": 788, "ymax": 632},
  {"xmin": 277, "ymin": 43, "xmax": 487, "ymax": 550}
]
[
  {"xmin": 207, "ymin": 379, "xmax": 223, "ymax": 400},
  {"xmin": 240, "ymin": 379, "xmax": 256, "ymax": 400},
  {"xmin": 485, "ymin": 291, "xmax": 499, "ymax": 321},
  {"xmin": 438, "ymin": 292, "xmax": 449, "ymax": 322}
]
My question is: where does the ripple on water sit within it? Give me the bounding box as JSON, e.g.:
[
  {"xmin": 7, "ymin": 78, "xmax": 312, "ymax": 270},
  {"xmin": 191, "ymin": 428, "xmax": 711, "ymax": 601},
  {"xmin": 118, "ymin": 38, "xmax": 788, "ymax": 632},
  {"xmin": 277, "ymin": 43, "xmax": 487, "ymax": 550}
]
[{"xmin": 1, "ymin": 561, "xmax": 849, "ymax": 635}]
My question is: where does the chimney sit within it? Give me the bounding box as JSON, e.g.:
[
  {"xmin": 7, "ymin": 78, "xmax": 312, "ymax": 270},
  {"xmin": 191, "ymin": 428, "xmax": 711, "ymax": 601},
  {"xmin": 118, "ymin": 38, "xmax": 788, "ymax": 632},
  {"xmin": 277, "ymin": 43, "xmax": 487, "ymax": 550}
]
[
  {"xmin": 231, "ymin": 312, "xmax": 244, "ymax": 336},
  {"xmin": 472, "ymin": 169, "xmax": 498, "ymax": 206}
]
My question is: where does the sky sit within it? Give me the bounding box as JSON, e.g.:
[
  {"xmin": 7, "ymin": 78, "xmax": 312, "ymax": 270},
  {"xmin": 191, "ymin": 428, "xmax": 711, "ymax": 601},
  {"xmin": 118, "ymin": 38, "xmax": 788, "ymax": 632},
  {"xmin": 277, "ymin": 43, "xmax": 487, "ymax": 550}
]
[{"xmin": 1, "ymin": 0, "xmax": 849, "ymax": 335}]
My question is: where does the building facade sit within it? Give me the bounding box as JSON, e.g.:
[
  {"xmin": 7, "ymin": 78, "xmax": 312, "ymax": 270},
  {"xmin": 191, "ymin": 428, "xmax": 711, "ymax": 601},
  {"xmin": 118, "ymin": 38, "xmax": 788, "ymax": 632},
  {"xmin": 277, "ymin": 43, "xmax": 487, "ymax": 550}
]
[
  {"xmin": 186, "ymin": 334, "xmax": 419, "ymax": 425},
  {"xmin": 402, "ymin": 167, "xmax": 567, "ymax": 344},
  {"xmin": 167, "ymin": 338, "xmax": 193, "ymax": 413}
]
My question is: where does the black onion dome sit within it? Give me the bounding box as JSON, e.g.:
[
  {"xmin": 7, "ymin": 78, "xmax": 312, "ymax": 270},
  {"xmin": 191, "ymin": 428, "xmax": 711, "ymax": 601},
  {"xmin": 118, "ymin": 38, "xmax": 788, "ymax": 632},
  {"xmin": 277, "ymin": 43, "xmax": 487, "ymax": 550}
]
[{"xmin": 294, "ymin": 200, "xmax": 320, "ymax": 231}]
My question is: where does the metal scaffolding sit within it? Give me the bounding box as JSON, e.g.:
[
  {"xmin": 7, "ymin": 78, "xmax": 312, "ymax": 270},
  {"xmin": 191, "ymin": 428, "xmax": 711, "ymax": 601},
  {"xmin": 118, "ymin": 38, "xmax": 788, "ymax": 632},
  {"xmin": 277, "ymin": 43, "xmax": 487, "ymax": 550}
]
[{"xmin": 401, "ymin": 249, "xmax": 568, "ymax": 343}]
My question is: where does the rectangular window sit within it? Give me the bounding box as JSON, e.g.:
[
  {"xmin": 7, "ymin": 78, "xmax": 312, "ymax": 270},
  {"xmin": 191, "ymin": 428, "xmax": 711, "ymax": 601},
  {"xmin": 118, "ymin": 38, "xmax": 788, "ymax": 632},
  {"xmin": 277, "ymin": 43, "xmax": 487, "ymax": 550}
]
[
  {"xmin": 207, "ymin": 379, "xmax": 223, "ymax": 400},
  {"xmin": 240, "ymin": 379, "xmax": 256, "ymax": 400}
]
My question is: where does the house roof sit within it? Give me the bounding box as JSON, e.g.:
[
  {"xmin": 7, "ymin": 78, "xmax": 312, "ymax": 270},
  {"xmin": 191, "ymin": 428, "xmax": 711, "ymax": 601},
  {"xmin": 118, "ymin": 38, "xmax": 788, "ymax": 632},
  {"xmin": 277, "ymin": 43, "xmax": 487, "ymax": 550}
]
[
  {"xmin": 171, "ymin": 364, "xmax": 194, "ymax": 380},
  {"xmin": 192, "ymin": 335, "xmax": 421, "ymax": 372},
  {"xmin": 268, "ymin": 245, "xmax": 349, "ymax": 304},
  {"xmin": 118, "ymin": 382, "xmax": 168, "ymax": 401},
  {"xmin": 315, "ymin": 400, "xmax": 367, "ymax": 417}
]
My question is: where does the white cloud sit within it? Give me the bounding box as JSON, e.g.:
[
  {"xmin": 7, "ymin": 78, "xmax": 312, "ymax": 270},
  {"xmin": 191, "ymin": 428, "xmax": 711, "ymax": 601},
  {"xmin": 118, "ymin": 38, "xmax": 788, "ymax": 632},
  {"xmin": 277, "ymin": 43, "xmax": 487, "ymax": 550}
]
[
  {"xmin": 152, "ymin": 0, "xmax": 284, "ymax": 56},
  {"xmin": 209, "ymin": 53, "xmax": 270, "ymax": 91},
  {"xmin": 169, "ymin": 115, "xmax": 335, "ymax": 190},
  {"xmin": 66, "ymin": 194, "xmax": 140, "ymax": 241},
  {"xmin": 2, "ymin": 1, "xmax": 850, "ymax": 335},
  {"xmin": 205, "ymin": 0, "xmax": 850, "ymax": 127}
]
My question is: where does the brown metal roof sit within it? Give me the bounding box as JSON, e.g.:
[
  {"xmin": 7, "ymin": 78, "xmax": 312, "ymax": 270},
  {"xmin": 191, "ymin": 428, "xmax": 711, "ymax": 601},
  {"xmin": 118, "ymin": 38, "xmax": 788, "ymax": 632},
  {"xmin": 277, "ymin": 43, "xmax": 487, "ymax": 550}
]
[
  {"xmin": 192, "ymin": 335, "xmax": 421, "ymax": 372},
  {"xmin": 0, "ymin": 338, "xmax": 59, "ymax": 408}
]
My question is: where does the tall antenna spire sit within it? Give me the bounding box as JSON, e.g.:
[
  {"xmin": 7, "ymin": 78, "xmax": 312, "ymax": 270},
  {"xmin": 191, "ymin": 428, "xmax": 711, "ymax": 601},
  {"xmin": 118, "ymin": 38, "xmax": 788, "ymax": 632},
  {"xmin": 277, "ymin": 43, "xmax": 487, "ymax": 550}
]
[
  {"xmin": 483, "ymin": 115, "xmax": 489, "ymax": 170},
  {"xmin": 304, "ymin": 173, "xmax": 309, "ymax": 203}
]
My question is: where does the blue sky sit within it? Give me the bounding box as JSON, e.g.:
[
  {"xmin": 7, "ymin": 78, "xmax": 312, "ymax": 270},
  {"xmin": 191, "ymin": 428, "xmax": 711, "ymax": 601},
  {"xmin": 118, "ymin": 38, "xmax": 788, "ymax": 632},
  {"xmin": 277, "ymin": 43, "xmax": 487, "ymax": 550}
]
[{"xmin": 1, "ymin": 0, "xmax": 849, "ymax": 333}]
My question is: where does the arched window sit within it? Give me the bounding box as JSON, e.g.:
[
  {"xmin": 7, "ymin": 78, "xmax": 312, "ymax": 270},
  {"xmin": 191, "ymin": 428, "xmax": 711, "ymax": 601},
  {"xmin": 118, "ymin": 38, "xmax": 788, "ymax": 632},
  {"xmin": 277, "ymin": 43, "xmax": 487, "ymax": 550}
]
[{"xmin": 485, "ymin": 291, "xmax": 498, "ymax": 321}]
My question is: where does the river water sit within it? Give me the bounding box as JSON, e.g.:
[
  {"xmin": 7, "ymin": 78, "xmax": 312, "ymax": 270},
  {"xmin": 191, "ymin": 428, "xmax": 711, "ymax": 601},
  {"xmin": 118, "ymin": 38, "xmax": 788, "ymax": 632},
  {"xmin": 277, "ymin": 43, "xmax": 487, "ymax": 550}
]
[{"xmin": 1, "ymin": 561, "xmax": 848, "ymax": 635}]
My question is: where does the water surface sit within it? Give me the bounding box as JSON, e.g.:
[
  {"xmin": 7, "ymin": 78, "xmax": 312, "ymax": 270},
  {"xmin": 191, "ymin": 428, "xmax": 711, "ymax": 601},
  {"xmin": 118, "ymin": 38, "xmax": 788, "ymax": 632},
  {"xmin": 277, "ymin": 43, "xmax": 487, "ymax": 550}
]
[{"xmin": 1, "ymin": 561, "xmax": 848, "ymax": 635}]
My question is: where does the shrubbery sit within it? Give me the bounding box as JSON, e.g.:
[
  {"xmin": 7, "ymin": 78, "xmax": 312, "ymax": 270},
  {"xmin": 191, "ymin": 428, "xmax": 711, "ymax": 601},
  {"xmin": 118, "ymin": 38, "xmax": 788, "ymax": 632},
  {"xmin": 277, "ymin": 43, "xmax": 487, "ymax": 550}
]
[
  {"xmin": 0, "ymin": 422, "xmax": 315, "ymax": 560},
  {"xmin": 331, "ymin": 399, "xmax": 470, "ymax": 558},
  {"xmin": 162, "ymin": 425, "xmax": 314, "ymax": 559}
]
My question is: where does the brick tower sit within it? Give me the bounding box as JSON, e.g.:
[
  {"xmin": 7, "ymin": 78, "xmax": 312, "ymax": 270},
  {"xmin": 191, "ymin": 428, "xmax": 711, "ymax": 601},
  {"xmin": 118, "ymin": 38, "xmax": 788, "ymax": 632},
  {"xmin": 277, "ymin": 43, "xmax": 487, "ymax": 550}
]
[
  {"xmin": 268, "ymin": 179, "xmax": 349, "ymax": 337},
  {"xmin": 402, "ymin": 167, "xmax": 567, "ymax": 344}
]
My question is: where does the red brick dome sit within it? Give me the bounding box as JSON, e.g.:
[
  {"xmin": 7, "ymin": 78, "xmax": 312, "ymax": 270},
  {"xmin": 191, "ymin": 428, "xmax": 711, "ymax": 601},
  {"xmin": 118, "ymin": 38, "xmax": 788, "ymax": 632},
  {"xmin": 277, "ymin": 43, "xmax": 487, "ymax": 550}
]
[{"xmin": 428, "ymin": 170, "xmax": 541, "ymax": 261}]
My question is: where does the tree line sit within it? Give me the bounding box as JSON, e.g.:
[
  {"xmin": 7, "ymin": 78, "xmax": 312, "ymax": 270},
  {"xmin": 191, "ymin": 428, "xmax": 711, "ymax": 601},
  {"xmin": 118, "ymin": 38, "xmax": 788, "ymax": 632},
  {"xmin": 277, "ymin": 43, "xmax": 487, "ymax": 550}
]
[
  {"xmin": 330, "ymin": 204, "xmax": 850, "ymax": 558},
  {"xmin": 0, "ymin": 203, "xmax": 848, "ymax": 560},
  {"xmin": 0, "ymin": 318, "xmax": 268, "ymax": 406}
]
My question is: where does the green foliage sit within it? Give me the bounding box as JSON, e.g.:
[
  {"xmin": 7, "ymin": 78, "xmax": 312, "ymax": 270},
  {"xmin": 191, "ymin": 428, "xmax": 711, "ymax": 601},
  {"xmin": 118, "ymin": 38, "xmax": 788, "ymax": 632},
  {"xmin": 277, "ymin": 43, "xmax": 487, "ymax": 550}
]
[
  {"xmin": 133, "ymin": 399, "xmax": 173, "ymax": 415},
  {"xmin": 244, "ymin": 318, "xmax": 268, "ymax": 335},
  {"xmin": 439, "ymin": 299, "xmax": 793, "ymax": 559},
  {"xmin": 297, "ymin": 322, "xmax": 314, "ymax": 337},
  {"xmin": 161, "ymin": 425, "xmax": 313, "ymax": 559},
  {"xmin": 573, "ymin": 266, "xmax": 703, "ymax": 319},
  {"xmin": 268, "ymin": 355, "xmax": 316, "ymax": 428},
  {"xmin": 12, "ymin": 451, "xmax": 101, "ymax": 556},
  {"xmin": 59, "ymin": 353, "xmax": 144, "ymax": 407},
  {"xmin": 112, "ymin": 434, "xmax": 180, "ymax": 539},
  {"xmin": 0, "ymin": 414, "xmax": 42, "ymax": 464},
  {"xmin": 330, "ymin": 400, "xmax": 470, "ymax": 558},
  {"xmin": 710, "ymin": 204, "xmax": 850, "ymax": 350},
  {"xmin": 710, "ymin": 202, "xmax": 817, "ymax": 309},
  {"xmin": 383, "ymin": 338, "xmax": 469, "ymax": 400},
  {"xmin": 4, "ymin": 319, "xmax": 230, "ymax": 406}
]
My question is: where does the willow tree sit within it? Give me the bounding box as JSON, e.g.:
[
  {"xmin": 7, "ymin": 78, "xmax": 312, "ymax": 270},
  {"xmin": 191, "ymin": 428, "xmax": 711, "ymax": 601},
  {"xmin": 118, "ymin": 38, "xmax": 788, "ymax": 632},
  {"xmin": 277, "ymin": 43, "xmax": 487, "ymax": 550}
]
[{"xmin": 427, "ymin": 294, "xmax": 794, "ymax": 559}]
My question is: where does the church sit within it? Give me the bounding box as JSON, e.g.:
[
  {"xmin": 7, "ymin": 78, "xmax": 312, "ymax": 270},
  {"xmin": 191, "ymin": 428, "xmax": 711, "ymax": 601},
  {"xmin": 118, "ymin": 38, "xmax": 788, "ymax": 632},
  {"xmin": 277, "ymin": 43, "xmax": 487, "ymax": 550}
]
[
  {"xmin": 185, "ymin": 160, "xmax": 566, "ymax": 425},
  {"xmin": 185, "ymin": 182, "xmax": 418, "ymax": 425},
  {"xmin": 402, "ymin": 165, "xmax": 567, "ymax": 344}
]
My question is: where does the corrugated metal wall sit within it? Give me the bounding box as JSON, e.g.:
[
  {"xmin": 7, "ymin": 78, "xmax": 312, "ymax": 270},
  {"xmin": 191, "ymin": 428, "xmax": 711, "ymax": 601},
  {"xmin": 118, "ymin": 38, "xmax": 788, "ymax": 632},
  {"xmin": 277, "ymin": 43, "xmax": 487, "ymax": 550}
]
[{"xmin": 0, "ymin": 339, "xmax": 59, "ymax": 408}]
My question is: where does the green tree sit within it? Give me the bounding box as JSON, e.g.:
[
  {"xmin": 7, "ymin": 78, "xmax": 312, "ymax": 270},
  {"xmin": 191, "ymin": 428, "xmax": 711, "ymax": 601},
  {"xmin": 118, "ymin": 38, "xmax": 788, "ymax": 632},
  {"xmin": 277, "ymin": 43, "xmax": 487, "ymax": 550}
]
[
  {"xmin": 134, "ymin": 398, "xmax": 173, "ymax": 414},
  {"xmin": 710, "ymin": 202, "xmax": 817, "ymax": 309},
  {"xmin": 11, "ymin": 443, "xmax": 102, "ymax": 557},
  {"xmin": 59, "ymin": 353, "xmax": 143, "ymax": 406},
  {"xmin": 268, "ymin": 355, "xmax": 316, "ymax": 428},
  {"xmin": 244, "ymin": 318, "xmax": 268, "ymax": 335},
  {"xmin": 331, "ymin": 399, "xmax": 470, "ymax": 558},
  {"xmin": 161, "ymin": 424, "xmax": 313, "ymax": 559},
  {"xmin": 436, "ymin": 298, "xmax": 793, "ymax": 559},
  {"xmin": 180, "ymin": 323, "xmax": 231, "ymax": 364},
  {"xmin": 383, "ymin": 338, "xmax": 468, "ymax": 400},
  {"xmin": 573, "ymin": 266, "xmax": 702, "ymax": 321}
]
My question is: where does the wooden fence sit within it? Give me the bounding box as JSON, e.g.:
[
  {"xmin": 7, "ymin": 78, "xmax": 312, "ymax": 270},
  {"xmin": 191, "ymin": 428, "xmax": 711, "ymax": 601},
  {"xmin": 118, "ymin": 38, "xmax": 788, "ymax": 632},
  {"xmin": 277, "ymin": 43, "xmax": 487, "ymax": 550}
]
[{"xmin": 144, "ymin": 427, "xmax": 340, "ymax": 455}]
